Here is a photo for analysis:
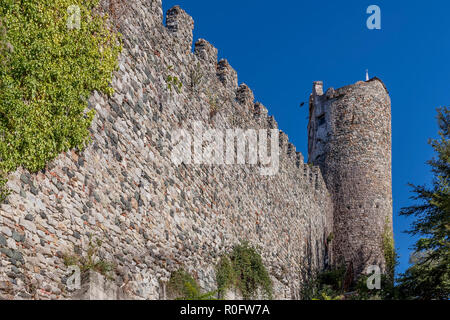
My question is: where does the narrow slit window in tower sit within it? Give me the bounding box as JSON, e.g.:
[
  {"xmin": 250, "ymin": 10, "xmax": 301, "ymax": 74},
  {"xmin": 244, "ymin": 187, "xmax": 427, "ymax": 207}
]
[{"xmin": 317, "ymin": 114, "xmax": 326, "ymax": 127}]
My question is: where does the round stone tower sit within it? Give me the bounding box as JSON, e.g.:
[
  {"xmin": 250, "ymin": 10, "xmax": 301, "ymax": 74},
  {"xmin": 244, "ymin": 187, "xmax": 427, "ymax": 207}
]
[{"xmin": 308, "ymin": 78, "xmax": 393, "ymax": 276}]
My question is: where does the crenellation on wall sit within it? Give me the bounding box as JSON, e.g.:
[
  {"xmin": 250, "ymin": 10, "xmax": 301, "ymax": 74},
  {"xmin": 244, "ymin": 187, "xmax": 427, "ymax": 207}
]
[
  {"xmin": 151, "ymin": 0, "xmax": 164, "ymax": 22},
  {"xmin": 236, "ymin": 83, "xmax": 255, "ymax": 107},
  {"xmin": 314, "ymin": 167, "xmax": 327, "ymax": 192},
  {"xmin": 325, "ymin": 87, "xmax": 335, "ymax": 99},
  {"xmin": 217, "ymin": 59, "xmax": 238, "ymax": 90},
  {"xmin": 287, "ymin": 143, "xmax": 296, "ymax": 158},
  {"xmin": 295, "ymin": 152, "xmax": 304, "ymax": 169},
  {"xmin": 253, "ymin": 102, "xmax": 268, "ymax": 117},
  {"xmin": 165, "ymin": 6, "xmax": 194, "ymax": 54},
  {"xmin": 194, "ymin": 39, "xmax": 218, "ymax": 68},
  {"xmin": 0, "ymin": 0, "xmax": 337, "ymax": 301},
  {"xmin": 312, "ymin": 81, "xmax": 324, "ymax": 97},
  {"xmin": 302, "ymin": 164, "xmax": 310, "ymax": 180},
  {"xmin": 252, "ymin": 103, "xmax": 271, "ymax": 132},
  {"xmin": 309, "ymin": 167, "xmax": 316, "ymax": 185},
  {"xmin": 267, "ymin": 116, "xmax": 278, "ymax": 129},
  {"xmin": 278, "ymin": 131, "xmax": 289, "ymax": 155},
  {"xmin": 311, "ymin": 166, "xmax": 321, "ymax": 190}
]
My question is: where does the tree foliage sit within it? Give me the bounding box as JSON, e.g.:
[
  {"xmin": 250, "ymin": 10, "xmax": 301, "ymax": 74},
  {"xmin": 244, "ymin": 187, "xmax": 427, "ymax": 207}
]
[
  {"xmin": 0, "ymin": 0, "xmax": 121, "ymax": 180},
  {"xmin": 300, "ymin": 265, "xmax": 398, "ymax": 300},
  {"xmin": 397, "ymin": 107, "xmax": 450, "ymax": 300}
]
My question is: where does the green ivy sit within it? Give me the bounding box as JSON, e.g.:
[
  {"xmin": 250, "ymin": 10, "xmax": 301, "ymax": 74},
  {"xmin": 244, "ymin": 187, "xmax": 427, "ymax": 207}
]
[
  {"xmin": 0, "ymin": 173, "xmax": 10, "ymax": 202},
  {"xmin": 382, "ymin": 217, "xmax": 398, "ymax": 283},
  {"xmin": 0, "ymin": 0, "xmax": 121, "ymax": 186},
  {"xmin": 216, "ymin": 242, "xmax": 273, "ymax": 300}
]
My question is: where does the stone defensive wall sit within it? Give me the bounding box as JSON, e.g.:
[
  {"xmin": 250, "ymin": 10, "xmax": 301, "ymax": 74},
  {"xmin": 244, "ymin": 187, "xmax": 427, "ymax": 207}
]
[{"xmin": 0, "ymin": 0, "xmax": 333, "ymax": 299}]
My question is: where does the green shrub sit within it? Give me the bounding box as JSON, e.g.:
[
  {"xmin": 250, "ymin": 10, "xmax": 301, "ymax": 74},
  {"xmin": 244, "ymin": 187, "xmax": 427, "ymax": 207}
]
[
  {"xmin": 353, "ymin": 273, "xmax": 397, "ymax": 300},
  {"xmin": 166, "ymin": 66, "xmax": 182, "ymax": 93},
  {"xmin": 317, "ymin": 266, "xmax": 346, "ymax": 292},
  {"xmin": 0, "ymin": 0, "xmax": 121, "ymax": 188},
  {"xmin": 301, "ymin": 266, "xmax": 347, "ymax": 300},
  {"xmin": 216, "ymin": 255, "xmax": 236, "ymax": 296},
  {"xmin": 167, "ymin": 269, "xmax": 217, "ymax": 300},
  {"xmin": 216, "ymin": 242, "xmax": 273, "ymax": 300},
  {"xmin": 63, "ymin": 237, "xmax": 115, "ymax": 279},
  {"xmin": 302, "ymin": 265, "xmax": 398, "ymax": 300}
]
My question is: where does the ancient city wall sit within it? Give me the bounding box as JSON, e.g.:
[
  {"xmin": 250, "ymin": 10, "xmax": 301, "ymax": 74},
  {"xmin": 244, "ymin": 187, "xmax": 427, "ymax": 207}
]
[{"xmin": 0, "ymin": 0, "xmax": 333, "ymax": 299}]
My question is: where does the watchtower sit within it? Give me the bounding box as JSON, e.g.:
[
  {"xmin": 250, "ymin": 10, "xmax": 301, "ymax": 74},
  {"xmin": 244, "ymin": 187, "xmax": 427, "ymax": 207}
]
[{"xmin": 308, "ymin": 78, "xmax": 393, "ymax": 276}]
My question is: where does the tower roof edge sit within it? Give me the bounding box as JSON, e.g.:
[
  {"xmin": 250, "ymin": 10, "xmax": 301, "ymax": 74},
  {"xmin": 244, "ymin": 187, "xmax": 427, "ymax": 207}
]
[{"xmin": 366, "ymin": 77, "xmax": 389, "ymax": 94}]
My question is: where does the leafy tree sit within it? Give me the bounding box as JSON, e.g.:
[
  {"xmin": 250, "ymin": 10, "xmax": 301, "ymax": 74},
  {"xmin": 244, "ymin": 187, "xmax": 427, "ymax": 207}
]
[
  {"xmin": 397, "ymin": 107, "xmax": 450, "ymax": 300},
  {"xmin": 300, "ymin": 265, "xmax": 397, "ymax": 300}
]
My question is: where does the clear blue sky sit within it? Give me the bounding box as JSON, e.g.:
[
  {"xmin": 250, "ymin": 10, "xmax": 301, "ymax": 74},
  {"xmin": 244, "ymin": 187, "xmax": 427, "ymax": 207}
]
[{"xmin": 162, "ymin": 0, "xmax": 449, "ymax": 275}]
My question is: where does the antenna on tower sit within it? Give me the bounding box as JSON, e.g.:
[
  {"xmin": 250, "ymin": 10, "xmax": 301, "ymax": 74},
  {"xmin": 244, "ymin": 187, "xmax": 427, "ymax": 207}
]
[{"xmin": 365, "ymin": 69, "xmax": 369, "ymax": 81}]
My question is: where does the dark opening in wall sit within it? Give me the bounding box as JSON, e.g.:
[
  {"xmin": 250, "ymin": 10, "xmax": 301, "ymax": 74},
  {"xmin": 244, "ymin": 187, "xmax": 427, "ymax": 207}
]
[
  {"xmin": 318, "ymin": 114, "xmax": 326, "ymax": 127},
  {"xmin": 315, "ymin": 154, "xmax": 324, "ymax": 163}
]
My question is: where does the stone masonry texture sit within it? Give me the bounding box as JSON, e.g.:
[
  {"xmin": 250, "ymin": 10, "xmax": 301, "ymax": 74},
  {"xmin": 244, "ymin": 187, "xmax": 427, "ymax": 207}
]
[
  {"xmin": 308, "ymin": 79, "xmax": 393, "ymax": 276},
  {"xmin": 0, "ymin": 0, "xmax": 391, "ymax": 300},
  {"xmin": 0, "ymin": 0, "xmax": 334, "ymax": 300}
]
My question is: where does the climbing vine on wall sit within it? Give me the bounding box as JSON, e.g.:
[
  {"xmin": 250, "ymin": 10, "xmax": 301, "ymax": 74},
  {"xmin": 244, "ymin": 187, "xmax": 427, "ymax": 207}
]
[
  {"xmin": 0, "ymin": 174, "xmax": 9, "ymax": 202},
  {"xmin": 382, "ymin": 217, "xmax": 398, "ymax": 283},
  {"xmin": 0, "ymin": 0, "xmax": 121, "ymax": 193}
]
